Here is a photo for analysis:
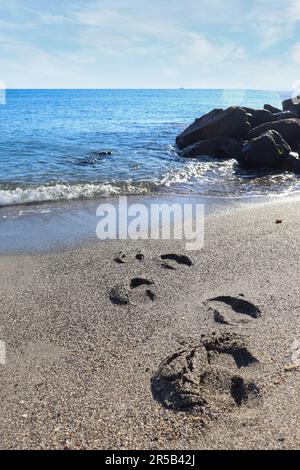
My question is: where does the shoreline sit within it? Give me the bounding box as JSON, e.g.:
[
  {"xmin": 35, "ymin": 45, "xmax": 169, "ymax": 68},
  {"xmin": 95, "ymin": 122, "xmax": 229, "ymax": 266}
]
[
  {"xmin": 1, "ymin": 190, "xmax": 299, "ymax": 255},
  {"xmin": 0, "ymin": 196, "xmax": 300, "ymax": 449}
]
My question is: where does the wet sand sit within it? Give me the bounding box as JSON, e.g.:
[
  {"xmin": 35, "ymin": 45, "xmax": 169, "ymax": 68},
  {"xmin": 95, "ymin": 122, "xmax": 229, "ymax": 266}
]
[{"xmin": 0, "ymin": 197, "xmax": 300, "ymax": 449}]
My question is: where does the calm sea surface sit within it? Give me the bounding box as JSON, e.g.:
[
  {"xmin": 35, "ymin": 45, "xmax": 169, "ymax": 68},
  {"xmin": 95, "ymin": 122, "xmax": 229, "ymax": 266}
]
[{"xmin": 0, "ymin": 89, "xmax": 296, "ymax": 208}]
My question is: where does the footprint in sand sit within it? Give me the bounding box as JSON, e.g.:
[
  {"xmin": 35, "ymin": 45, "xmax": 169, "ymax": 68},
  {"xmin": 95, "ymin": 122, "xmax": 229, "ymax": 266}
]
[
  {"xmin": 160, "ymin": 253, "xmax": 193, "ymax": 271},
  {"xmin": 151, "ymin": 332, "xmax": 261, "ymax": 417},
  {"xmin": 206, "ymin": 294, "xmax": 261, "ymax": 326},
  {"xmin": 109, "ymin": 277, "xmax": 156, "ymax": 306},
  {"xmin": 114, "ymin": 251, "xmax": 145, "ymax": 264},
  {"xmin": 109, "ymin": 284, "xmax": 130, "ymax": 305}
]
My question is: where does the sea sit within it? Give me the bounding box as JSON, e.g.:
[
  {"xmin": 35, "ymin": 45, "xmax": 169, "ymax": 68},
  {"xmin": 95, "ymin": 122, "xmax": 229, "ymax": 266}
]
[{"xmin": 0, "ymin": 88, "xmax": 296, "ymax": 209}]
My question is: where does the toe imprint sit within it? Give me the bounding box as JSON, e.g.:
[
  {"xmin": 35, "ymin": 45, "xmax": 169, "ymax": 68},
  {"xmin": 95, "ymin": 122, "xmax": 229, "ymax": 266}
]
[
  {"xmin": 114, "ymin": 252, "xmax": 145, "ymax": 264},
  {"xmin": 160, "ymin": 254, "xmax": 193, "ymax": 268},
  {"xmin": 207, "ymin": 295, "xmax": 261, "ymax": 325},
  {"xmin": 130, "ymin": 278, "xmax": 154, "ymax": 289},
  {"xmin": 114, "ymin": 252, "xmax": 129, "ymax": 264},
  {"xmin": 109, "ymin": 284, "xmax": 129, "ymax": 305},
  {"xmin": 135, "ymin": 252, "xmax": 145, "ymax": 262}
]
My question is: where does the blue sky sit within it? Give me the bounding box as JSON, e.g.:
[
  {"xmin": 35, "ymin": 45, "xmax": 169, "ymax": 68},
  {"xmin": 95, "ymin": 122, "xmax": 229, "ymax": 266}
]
[{"xmin": 0, "ymin": 0, "xmax": 300, "ymax": 89}]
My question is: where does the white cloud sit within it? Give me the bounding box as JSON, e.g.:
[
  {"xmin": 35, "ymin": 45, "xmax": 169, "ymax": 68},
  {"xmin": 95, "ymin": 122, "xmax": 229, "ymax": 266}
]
[
  {"xmin": 0, "ymin": 0, "xmax": 300, "ymax": 88},
  {"xmin": 249, "ymin": 0, "xmax": 297, "ymax": 49},
  {"xmin": 68, "ymin": 0, "xmax": 247, "ymax": 75},
  {"xmin": 288, "ymin": 0, "xmax": 300, "ymax": 21}
]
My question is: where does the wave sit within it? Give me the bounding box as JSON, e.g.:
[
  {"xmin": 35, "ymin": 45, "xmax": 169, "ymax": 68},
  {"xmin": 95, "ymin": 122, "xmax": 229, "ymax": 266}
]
[
  {"xmin": 0, "ymin": 158, "xmax": 299, "ymax": 207},
  {"xmin": 161, "ymin": 159, "xmax": 234, "ymax": 186},
  {"xmin": 0, "ymin": 181, "xmax": 157, "ymax": 207},
  {"xmin": 0, "ymin": 159, "xmax": 230, "ymax": 207}
]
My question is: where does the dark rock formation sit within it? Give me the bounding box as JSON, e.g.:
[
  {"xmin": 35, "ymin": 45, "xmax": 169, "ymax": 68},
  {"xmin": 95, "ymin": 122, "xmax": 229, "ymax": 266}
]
[
  {"xmin": 93, "ymin": 151, "xmax": 112, "ymax": 157},
  {"xmin": 242, "ymin": 107, "xmax": 273, "ymax": 127},
  {"xmin": 248, "ymin": 118, "xmax": 300, "ymax": 147},
  {"xmin": 176, "ymin": 106, "xmax": 250, "ymax": 150},
  {"xmin": 179, "ymin": 136, "xmax": 241, "ymax": 159},
  {"xmin": 176, "ymin": 98, "xmax": 300, "ymax": 174},
  {"xmin": 282, "ymin": 97, "xmax": 300, "ymax": 115},
  {"xmin": 76, "ymin": 150, "xmax": 112, "ymax": 166},
  {"xmin": 264, "ymin": 104, "xmax": 281, "ymax": 114},
  {"xmin": 238, "ymin": 130, "xmax": 291, "ymax": 169},
  {"xmin": 272, "ymin": 111, "xmax": 299, "ymax": 121},
  {"xmin": 285, "ymin": 152, "xmax": 300, "ymax": 173}
]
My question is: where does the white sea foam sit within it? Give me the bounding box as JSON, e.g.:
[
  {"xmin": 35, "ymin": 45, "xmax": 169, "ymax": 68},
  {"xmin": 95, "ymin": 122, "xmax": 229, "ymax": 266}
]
[
  {"xmin": 161, "ymin": 160, "xmax": 235, "ymax": 186},
  {"xmin": 0, "ymin": 182, "xmax": 152, "ymax": 207},
  {"xmin": 0, "ymin": 160, "xmax": 227, "ymax": 207},
  {"xmin": 0, "ymin": 158, "xmax": 299, "ymax": 207}
]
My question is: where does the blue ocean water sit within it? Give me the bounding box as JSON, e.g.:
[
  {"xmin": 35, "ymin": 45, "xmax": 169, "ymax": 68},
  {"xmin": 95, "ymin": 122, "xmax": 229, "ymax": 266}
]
[{"xmin": 0, "ymin": 89, "xmax": 297, "ymax": 207}]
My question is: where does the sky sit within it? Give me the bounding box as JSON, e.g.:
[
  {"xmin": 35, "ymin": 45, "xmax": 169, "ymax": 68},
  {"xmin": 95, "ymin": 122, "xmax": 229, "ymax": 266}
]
[{"xmin": 0, "ymin": 0, "xmax": 300, "ymax": 89}]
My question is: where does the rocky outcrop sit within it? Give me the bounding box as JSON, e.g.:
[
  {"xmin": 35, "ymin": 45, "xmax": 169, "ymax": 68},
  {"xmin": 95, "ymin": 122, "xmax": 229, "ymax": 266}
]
[
  {"xmin": 242, "ymin": 108, "xmax": 273, "ymax": 127},
  {"xmin": 238, "ymin": 130, "xmax": 291, "ymax": 169},
  {"xmin": 264, "ymin": 104, "xmax": 281, "ymax": 114},
  {"xmin": 248, "ymin": 118, "xmax": 300, "ymax": 147},
  {"xmin": 282, "ymin": 98, "xmax": 300, "ymax": 116},
  {"xmin": 284, "ymin": 152, "xmax": 300, "ymax": 173},
  {"xmin": 176, "ymin": 106, "xmax": 250, "ymax": 149},
  {"xmin": 175, "ymin": 98, "xmax": 300, "ymax": 174},
  {"xmin": 272, "ymin": 111, "xmax": 299, "ymax": 121},
  {"xmin": 179, "ymin": 136, "xmax": 241, "ymax": 159}
]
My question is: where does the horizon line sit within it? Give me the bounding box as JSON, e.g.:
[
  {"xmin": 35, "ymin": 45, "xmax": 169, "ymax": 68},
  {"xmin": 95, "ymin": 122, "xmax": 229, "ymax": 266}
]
[{"xmin": 3, "ymin": 87, "xmax": 289, "ymax": 93}]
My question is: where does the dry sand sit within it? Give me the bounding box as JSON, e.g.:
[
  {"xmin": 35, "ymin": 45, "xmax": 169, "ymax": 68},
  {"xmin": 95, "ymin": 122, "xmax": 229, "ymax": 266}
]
[{"xmin": 0, "ymin": 197, "xmax": 300, "ymax": 449}]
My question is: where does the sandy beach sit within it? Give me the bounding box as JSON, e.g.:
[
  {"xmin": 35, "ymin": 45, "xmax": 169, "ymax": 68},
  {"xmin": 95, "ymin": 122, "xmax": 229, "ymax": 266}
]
[
  {"xmin": 3, "ymin": 0, "xmax": 300, "ymax": 454},
  {"xmin": 0, "ymin": 196, "xmax": 299, "ymax": 450}
]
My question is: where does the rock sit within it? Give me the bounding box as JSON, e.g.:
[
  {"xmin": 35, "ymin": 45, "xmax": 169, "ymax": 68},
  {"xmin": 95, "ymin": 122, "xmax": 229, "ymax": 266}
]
[
  {"xmin": 282, "ymin": 97, "xmax": 300, "ymax": 115},
  {"xmin": 76, "ymin": 150, "xmax": 112, "ymax": 166},
  {"xmin": 242, "ymin": 107, "xmax": 273, "ymax": 127},
  {"xmin": 285, "ymin": 153, "xmax": 300, "ymax": 173},
  {"xmin": 179, "ymin": 136, "xmax": 241, "ymax": 159},
  {"xmin": 248, "ymin": 118, "xmax": 300, "ymax": 147},
  {"xmin": 93, "ymin": 151, "xmax": 112, "ymax": 157},
  {"xmin": 291, "ymin": 144, "xmax": 300, "ymax": 155},
  {"xmin": 264, "ymin": 104, "xmax": 282, "ymax": 114},
  {"xmin": 176, "ymin": 106, "xmax": 250, "ymax": 150},
  {"xmin": 238, "ymin": 130, "xmax": 291, "ymax": 169},
  {"xmin": 272, "ymin": 111, "xmax": 299, "ymax": 121}
]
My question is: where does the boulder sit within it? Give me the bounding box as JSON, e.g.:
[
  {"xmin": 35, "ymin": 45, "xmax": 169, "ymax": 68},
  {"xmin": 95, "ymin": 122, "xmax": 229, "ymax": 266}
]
[
  {"xmin": 238, "ymin": 130, "xmax": 291, "ymax": 169},
  {"xmin": 264, "ymin": 104, "xmax": 281, "ymax": 114},
  {"xmin": 242, "ymin": 107, "xmax": 273, "ymax": 127},
  {"xmin": 176, "ymin": 106, "xmax": 250, "ymax": 149},
  {"xmin": 282, "ymin": 98, "xmax": 300, "ymax": 116},
  {"xmin": 284, "ymin": 152, "xmax": 300, "ymax": 173},
  {"xmin": 179, "ymin": 136, "xmax": 241, "ymax": 159},
  {"xmin": 272, "ymin": 111, "xmax": 299, "ymax": 121},
  {"xmin": 291, "ymin": 144, "xmax": 300, "ymax": 155},
  {"xmin": 248, "ymin": 118, "xmax": 300, "ymax": 147}
]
